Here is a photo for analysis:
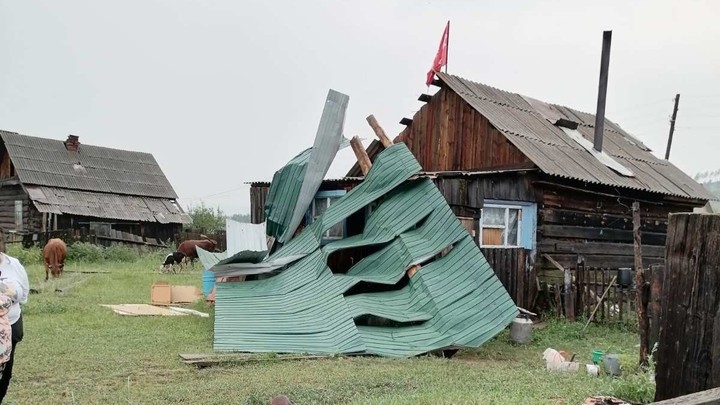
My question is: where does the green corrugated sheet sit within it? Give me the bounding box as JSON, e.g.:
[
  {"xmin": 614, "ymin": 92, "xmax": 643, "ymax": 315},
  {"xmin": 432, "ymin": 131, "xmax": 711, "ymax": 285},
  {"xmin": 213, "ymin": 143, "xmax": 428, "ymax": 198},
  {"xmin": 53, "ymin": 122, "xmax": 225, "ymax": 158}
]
[
  {"xmin": 264, "ymin": 90, "xmax": 350, "ymax": 245},
  {"xmin": 214, "ymin": 143, "xmax": 518, "ymax": 357}
]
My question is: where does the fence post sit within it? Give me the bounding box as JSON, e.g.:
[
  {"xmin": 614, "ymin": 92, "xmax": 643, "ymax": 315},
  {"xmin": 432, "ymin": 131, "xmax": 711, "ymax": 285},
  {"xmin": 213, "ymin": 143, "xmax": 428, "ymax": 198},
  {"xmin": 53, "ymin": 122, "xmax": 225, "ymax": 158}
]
[{"xmin": 654, "ymin": 213, "xmax": 720, "ymax": 401}]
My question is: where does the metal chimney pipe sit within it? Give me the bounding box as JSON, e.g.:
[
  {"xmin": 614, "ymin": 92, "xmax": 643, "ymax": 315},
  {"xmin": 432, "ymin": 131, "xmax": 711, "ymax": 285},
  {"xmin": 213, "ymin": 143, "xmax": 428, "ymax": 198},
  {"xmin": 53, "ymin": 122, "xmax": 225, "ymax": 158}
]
[{"xmin": 593, "ymin": 30, "xmax": 612, "ymax": 152}]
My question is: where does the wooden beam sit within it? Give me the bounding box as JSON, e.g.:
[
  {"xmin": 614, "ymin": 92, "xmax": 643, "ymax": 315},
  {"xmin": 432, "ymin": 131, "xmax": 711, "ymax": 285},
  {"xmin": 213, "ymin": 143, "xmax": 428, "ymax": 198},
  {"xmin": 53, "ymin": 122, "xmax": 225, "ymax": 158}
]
[
  {"xmin": 650, "ymin": 387, "xmax": 720, "ymax": 405},
  {"xmin": 365, "ymin": 115, "xmax": 393, "ymax": 148},
  {"xmin": 633, "ymin": 201, "xmax": 650, "ymax": 368},
  {"xmin": 350, "ymin": 136, "xmax": 372, "ymax": 176},
  {"xmin": 399, "ymin": 118, "xmax": 413, "ymax": 126},
  {"xmin": 418, "ymin": 94, "xmax": 432, "ymax": 102}
]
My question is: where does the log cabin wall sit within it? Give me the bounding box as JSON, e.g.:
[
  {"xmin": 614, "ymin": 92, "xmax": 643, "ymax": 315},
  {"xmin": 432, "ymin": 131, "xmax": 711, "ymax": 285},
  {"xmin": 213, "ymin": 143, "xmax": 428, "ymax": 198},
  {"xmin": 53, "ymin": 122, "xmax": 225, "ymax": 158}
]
[
  {"xmin": 0, "ymin": 184, "xmax": 34, "ymax": 233},
  {"xmin": 536, "ymin": 176, "xmax": 701, "ymax": 283},
  {"xmin": 396, "ymin": 88, "xmax": 533, "ymax": 172},
  {"xmin": 250, "ymin": 185, "xmax": 269, "ymax": 224}
]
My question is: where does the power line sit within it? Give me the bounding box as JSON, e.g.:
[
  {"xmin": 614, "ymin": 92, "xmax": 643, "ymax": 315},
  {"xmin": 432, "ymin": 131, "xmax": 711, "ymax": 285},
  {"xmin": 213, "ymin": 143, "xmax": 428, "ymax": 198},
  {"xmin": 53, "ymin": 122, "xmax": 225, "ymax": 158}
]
[{"xmin": 181, "ymin": 185, "xmax": 248, "ymax": 201}]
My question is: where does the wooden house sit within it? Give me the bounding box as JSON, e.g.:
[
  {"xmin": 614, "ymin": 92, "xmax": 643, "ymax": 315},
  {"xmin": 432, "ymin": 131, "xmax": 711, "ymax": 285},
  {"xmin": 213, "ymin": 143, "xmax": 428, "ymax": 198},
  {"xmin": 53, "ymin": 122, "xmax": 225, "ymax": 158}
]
[
  {"xmin": 249, "ymin": 73, "xmax": 712, "ymax": 307},
  {"xmin": 0, "ymin": 130, "xmax": 191, "ymax": 245}
]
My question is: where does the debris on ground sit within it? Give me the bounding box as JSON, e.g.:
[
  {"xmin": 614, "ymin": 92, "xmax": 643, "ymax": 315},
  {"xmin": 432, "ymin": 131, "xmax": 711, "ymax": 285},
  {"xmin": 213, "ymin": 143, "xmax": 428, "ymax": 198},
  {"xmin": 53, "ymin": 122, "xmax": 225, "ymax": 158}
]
[
  {"xmin": 151, "ymin": 282, "xmax": 202, "ymax": 305},
  {"xmin": 543, "ymin": 348, "xmax": 580, "ymax": 372},
  {"xmin": 583, "ymin": 396, "xmax": 631, "ymax": 405},
  {"xmin": 101, "ymin": 304, "xmax": 208, "ymax": 317}
]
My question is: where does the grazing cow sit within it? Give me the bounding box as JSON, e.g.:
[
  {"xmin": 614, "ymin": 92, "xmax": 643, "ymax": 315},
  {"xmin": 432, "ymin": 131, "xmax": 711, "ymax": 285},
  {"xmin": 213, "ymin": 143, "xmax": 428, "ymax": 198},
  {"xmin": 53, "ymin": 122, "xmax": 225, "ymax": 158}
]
[
  {"xmin": 43, "ymin": 238, "xmax": 67, "ymax": 281},
  {"xmin": 174, "ymin": 237, "xmax": 217, "ymax": 269},
  {"xmin": 160, "ymin": 251, "xmax": 186, "ymax": 272}
]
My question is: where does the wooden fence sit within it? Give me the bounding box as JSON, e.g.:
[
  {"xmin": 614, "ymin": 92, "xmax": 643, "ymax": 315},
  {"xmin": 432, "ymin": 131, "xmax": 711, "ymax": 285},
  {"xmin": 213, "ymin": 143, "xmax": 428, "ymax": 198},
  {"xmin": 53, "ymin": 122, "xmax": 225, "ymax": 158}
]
[
  {"xmin": 17, "ymin": 229, "xmax": 169, "ymax": 249},
  {"xmin": 576, "ymin": 266, "xmax": 637, "ymax": 324},
  {"xmin": 481, "ymin": 247, "xmax": 536, "ymax": 309},
  {"xmin": 175, "ymin": 231, "xmax": 226, "ymax": 252}
]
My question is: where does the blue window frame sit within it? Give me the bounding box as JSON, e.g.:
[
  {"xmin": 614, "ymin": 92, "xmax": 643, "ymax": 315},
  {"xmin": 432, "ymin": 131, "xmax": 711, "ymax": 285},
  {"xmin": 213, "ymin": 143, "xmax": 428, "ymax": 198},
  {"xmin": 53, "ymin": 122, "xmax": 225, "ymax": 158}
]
[
  {"xmin": 479, "ymin": 200, "xmax": 536, "ymax": 250},
  {"xmin": 306, "ymin": 190, "xmax": 347, "ymax": 242}
]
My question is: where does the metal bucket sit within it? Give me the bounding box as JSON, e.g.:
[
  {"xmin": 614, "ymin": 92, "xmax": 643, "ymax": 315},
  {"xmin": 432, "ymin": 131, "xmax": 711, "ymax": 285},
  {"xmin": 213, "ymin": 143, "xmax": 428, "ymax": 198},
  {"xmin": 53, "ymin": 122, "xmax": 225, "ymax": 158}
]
[{"xmin": 509, "ymin": 316, "xmax": 533, "ymax": 344}]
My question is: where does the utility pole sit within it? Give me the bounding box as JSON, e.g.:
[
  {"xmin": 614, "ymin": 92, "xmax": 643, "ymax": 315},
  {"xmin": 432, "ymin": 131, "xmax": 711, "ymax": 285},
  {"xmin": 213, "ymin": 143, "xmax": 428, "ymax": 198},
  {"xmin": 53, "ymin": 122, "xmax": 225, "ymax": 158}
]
[{"xmin": 664, "ymin": 94, "xmax": 680, "ymax": 160}]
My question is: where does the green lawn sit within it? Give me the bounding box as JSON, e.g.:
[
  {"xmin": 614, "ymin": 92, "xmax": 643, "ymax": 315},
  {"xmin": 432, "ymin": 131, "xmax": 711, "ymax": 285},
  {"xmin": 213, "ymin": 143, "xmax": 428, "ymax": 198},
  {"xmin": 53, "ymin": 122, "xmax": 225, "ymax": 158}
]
[{"xmin": 5, "ymin": 253, "xmax": 653, "ymax": 404}]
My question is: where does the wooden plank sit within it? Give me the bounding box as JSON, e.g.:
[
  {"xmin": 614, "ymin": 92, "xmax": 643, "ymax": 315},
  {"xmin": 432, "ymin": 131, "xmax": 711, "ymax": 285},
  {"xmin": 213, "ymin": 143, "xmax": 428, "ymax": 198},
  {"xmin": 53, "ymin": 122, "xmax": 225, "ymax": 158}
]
[
  {"xmin": 649, "ymin": 265, "xmax": 664, "ymax": 349},
  {"xmin": 541, "ymin": 225, "xmax": 666, "ymax": 245},
  {"xmin": 539, "ymin": 254, "xmax": 664, "ymax": 271},
  {"xmin": 178, "ymin": 353, "xmax": 341, "ymax": 369},
  {"xmin": 541, "ymin": 208, "xmax": 668, "ymax": 233},
  {"xmin": 539, "ymin": 240, "xmax": 665, "ymax": 258},
  {"xmin": 655, "ymin": 214, "xmax": 720, "ymax": 401},
  {"xmin": 649, "ymin": 387, "xmax": 720, "ymax": 404}
]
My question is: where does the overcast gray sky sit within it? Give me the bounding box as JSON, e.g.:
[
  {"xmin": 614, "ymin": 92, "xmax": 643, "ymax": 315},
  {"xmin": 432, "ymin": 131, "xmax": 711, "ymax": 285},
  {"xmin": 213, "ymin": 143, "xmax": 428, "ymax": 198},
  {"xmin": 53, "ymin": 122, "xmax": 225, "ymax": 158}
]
[{"xmin": 1, "ymin": 0, "xmax": 719, "ymax": 214}]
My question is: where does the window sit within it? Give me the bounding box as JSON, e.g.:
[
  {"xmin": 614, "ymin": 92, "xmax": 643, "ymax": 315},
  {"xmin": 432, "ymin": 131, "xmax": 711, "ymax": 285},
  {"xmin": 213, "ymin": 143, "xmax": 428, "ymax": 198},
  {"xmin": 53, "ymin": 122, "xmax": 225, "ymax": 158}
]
[
  {"xmin": 480, "ymin": 205, "xmax": 521, "ymax": 247},
  {"xmin": 457, "ymin": 216, "xmax": 476, "ymax": 238},
  {"xmin": 307, "ymin": 190, "xmax": 346, "ymax": 241},
  {"xmin": 14, "ymin": 200, "xmax": 22, "ymax": 231}
]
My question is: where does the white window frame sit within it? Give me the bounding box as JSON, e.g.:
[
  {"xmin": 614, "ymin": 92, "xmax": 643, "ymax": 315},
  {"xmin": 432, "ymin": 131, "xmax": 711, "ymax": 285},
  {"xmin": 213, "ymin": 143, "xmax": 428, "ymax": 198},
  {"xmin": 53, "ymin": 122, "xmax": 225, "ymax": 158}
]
[
  {"xmin": 307, "ymin": 190, "xmax": 347, "ymax": 242},
  {"xmin": 479, "ymin": 204, "xmax": 522, "ymax": 248}
]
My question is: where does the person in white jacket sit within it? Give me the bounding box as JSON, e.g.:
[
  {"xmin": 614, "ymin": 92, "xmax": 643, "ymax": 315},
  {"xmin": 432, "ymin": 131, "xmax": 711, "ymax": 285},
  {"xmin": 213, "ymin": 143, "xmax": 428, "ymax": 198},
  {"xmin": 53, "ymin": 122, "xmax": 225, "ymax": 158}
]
[{"xmin": 0, "ymin": 236, "xmax": 29, "ymax": 402}]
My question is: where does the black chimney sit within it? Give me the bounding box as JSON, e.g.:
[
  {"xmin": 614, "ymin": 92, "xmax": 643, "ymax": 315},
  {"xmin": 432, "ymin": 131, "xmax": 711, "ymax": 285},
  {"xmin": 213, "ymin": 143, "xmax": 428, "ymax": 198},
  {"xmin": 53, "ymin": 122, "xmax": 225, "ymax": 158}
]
[{"xmin": 593, "ymin": 31, "xmax": 612, "ymax": 152}]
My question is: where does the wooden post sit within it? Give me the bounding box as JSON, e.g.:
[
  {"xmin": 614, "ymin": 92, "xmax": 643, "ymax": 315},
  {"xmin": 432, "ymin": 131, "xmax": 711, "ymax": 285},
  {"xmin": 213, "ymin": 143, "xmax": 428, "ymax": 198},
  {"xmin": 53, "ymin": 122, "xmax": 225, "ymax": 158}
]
[
  {"xmin": 350, "ymin": 136, "xmax": 372, "ymax": 176},
  {"xmin": 633, "ymin": 201, "xmax": 650, "ymax": 367},
  {"xmin": 654, "ymin": 214, "xmax": 720, "ymax": 401},
  {"xmin": 563, "ymin": 267, "xmax": 575, "ymax": 321},
  {"xmin": 366, "ymin": 115, "xmax": 393, "ymax": 148}
]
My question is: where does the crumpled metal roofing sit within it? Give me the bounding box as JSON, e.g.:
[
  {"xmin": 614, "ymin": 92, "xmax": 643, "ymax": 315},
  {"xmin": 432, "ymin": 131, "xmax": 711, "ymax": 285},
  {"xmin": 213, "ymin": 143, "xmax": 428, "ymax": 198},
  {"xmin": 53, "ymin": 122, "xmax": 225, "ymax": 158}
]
[
  {"xmin": 0, "ymin": 130, "xmax": 179, "ymax": 199},
  {"xmin": 26, "ymin": 185, "xmax": 191, "ymax": 224},
  {"xmin": 212, "ymin": 143, "xmax": 517, "ymax": 357},
  {"xmin": 435, "ymin": 73, "xmax": 712, "ymax": 200},
  {"xmin": 264, "ymin": 90, "xmax": 349, "ymax": 245}
]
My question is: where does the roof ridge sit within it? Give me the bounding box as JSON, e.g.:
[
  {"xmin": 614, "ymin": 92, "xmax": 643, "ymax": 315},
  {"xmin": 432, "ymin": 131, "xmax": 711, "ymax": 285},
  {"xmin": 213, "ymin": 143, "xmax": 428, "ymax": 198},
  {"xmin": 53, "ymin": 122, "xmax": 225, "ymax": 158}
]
[{"xmin": 0, "ymin": 129, "xmax": 155, "ymax": 157}]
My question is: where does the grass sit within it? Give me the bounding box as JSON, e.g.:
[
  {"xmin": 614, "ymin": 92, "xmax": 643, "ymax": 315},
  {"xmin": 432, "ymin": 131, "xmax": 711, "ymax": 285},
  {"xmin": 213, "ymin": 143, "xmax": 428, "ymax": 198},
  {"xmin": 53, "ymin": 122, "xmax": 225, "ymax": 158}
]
[{"xmin": 5, "ymin": 251, "xmax": 654, "ymax": 404}]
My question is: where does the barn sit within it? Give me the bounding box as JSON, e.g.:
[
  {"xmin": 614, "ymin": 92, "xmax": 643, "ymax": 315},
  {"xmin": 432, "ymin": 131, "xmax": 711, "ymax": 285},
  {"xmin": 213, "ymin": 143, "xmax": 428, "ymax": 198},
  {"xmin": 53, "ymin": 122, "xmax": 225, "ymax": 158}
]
[
  {"xmin": 0, "ymin": 130, "xmax": 191, "ymax": 246},
  {"xmin": 248, "ymin": 73, "xmax": 712, "ymax": 309}
]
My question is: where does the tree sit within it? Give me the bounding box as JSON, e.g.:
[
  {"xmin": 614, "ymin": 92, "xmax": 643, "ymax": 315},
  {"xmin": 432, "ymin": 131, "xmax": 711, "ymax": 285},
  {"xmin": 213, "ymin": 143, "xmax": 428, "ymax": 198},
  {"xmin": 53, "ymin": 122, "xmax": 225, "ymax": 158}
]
[
  {"xmin": 185, "ymin": 202, "xmax": 225, "ymax": 232},
  {"xmin": 229, "ymin": 213, "xmax": 251, "ymax": 223}
]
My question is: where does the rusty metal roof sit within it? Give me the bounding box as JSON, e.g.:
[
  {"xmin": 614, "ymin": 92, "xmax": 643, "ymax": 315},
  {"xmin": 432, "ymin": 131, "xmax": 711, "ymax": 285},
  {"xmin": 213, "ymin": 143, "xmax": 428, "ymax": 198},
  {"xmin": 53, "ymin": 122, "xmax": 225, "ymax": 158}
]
[
  {"xmin": 27, "ymin": 186, "xmax": 191, "ymax": 224},
  {"xmin": 0, "ymin": 130, "xmax": 178, "ymax": 199},
  {"xmin": 428, "ymin": 73, "xmax": 712, "ymax": 201}
]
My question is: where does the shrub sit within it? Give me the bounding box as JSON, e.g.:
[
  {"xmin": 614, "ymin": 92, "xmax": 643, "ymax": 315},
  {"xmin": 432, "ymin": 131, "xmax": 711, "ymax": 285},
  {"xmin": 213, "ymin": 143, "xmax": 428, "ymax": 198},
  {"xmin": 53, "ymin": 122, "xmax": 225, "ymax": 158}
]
[
  {"xmin": 67, "ymin": 242, "xmax": 104, "ymax": 263},
  {"xmin": 610, "ymin": 372, "xmax": 655, "ymax": 404},
  {"xmin": 104, "ymin": 245, "xmax": 139, "ymax": 262},
  {"xmin": 6, "ymin": 244, "xmax": 43, "ymax": 266}
]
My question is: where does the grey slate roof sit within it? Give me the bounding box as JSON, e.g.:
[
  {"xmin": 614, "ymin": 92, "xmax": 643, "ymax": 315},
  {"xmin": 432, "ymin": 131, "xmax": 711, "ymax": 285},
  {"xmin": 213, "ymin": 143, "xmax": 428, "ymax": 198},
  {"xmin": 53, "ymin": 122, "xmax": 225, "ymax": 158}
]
[
  {"xmin": 27, "ymin": 186, "xmax": 191, "ymax": 224},
  {"xmin": 0, "ymin": 130, "xmax": 178, "ymax": 199},
  {"xmin": 436, "ymin": 73, "xmax": 712, "ymax": 201}
]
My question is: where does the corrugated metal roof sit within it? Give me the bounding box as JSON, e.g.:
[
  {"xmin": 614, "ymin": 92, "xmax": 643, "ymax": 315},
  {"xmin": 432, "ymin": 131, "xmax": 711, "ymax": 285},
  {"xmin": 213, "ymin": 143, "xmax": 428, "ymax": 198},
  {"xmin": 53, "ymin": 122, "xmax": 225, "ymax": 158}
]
[
  {"xmin": 27, "ymin": 186, "xmax": 191, "ymax": 224},
  {"xmin": 436, "ymin": 73, "xmax": 712, "ymax": 200},
  {"xmin": 213, "ymin": 143, "xmax": 517, "ymax": 357},
  {"xmin": 0, "ymin": 130, "xmax": 178, "ymax": 199}
]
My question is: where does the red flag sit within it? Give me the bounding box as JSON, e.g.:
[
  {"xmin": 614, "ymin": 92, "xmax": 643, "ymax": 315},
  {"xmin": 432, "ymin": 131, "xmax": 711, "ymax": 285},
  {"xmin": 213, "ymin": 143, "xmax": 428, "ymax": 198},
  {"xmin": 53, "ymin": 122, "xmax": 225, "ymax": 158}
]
[{"xmin": 426, "ymin": 21, "xmax": 449, "ymax": 86}]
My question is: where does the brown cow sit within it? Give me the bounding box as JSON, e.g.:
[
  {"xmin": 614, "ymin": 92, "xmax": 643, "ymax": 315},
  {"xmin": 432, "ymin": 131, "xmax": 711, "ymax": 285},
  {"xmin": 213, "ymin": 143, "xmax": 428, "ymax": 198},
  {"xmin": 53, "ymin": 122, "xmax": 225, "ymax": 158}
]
[
  {"xmin": 174, "ymin": 237, "xmax": 217, "ymax": 269},
  {"xmin": 43, "ymin": 238, "xmax": 67, "ymax": 281}
]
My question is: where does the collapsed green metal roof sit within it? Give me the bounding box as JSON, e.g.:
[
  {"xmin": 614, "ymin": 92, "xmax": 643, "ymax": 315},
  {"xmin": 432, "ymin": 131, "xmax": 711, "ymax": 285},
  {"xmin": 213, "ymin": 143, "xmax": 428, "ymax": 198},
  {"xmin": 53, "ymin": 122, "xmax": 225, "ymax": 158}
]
[{"xmin": 212, "ymin": 139, "xmax": 518, "ymax": 357}]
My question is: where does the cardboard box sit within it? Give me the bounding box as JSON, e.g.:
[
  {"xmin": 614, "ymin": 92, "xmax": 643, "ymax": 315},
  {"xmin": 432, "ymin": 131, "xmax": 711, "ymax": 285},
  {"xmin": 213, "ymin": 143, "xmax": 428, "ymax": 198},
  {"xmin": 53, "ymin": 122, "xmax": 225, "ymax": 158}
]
[{"xmin": 151, "ymin": 282, "xmax": 203, "ymax": 306}]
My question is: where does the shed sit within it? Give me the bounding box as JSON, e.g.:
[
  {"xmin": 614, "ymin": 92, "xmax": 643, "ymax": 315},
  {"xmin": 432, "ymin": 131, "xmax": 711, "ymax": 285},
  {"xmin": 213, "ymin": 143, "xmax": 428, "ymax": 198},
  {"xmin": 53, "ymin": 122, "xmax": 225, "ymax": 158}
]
[{"xmin": 0, "ymin": 130, "xmax": 191, "ymax": 245}]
